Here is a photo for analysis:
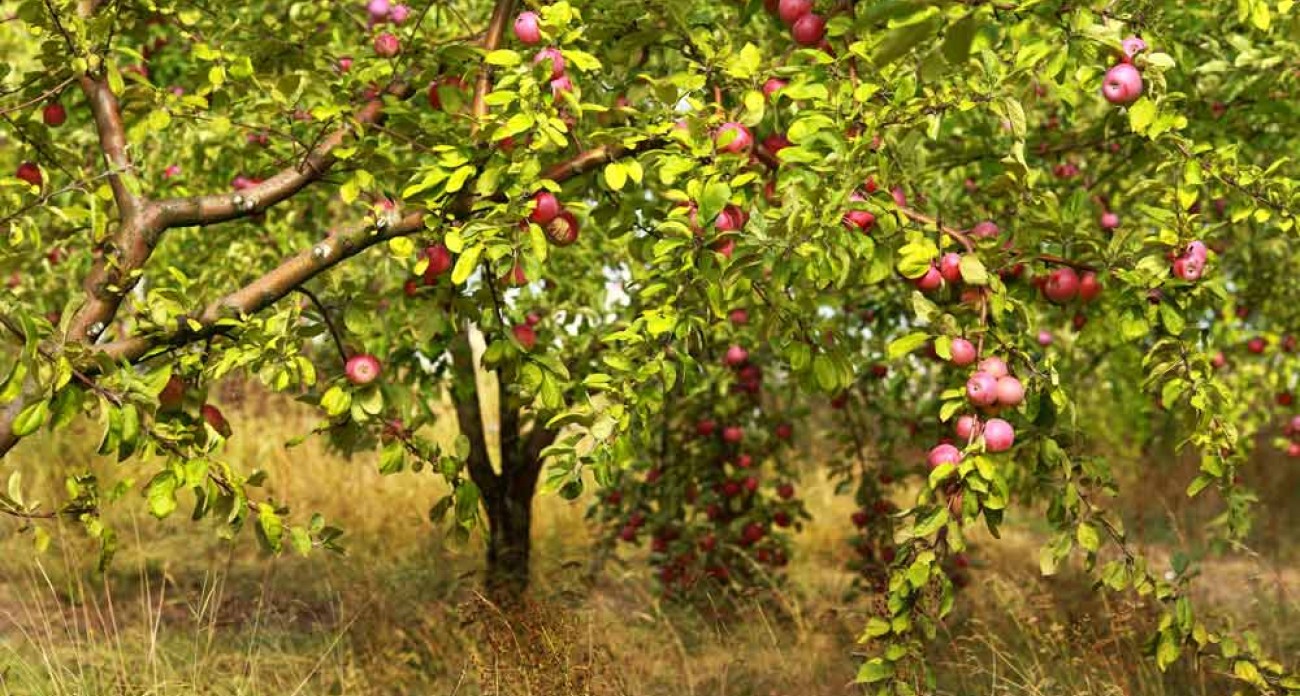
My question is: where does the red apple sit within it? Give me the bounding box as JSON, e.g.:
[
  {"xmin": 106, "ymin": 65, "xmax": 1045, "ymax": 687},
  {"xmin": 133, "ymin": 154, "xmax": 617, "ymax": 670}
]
[
  {"xmin": 983, "ymin": 418, "xmax": 1015, "ymax": 452},
  {"xmin": 513, "ymin": 11, "xmax": 541, "ymax": 44},
  {"xmin": 345, "ymin": 354, "xmax": 382, "ymax": 385},
  {"xmin": 373, "ymin": 32, "xmax": 401, "ymax": 57},
  {"xmin": 966, "ymin": 372, "xmax": 998, "ymax": 407},
  {"xmin": 950, "ymin": 338, "xmax": 977, "ymax": 367},
  {"xmin": 1102, "ymin": 63, "xmax": 1143, "ymax": 105},
  {"xmin": 1043, "ymin": 267, "xmax": 1080, "ymax": 304},
  {"xmin": 43, "ymin": 102, "xmax": 66, "ymax": 127},
  {"xmin": 939, "ymin": 253, "xmax": 963, "ymax": 284},
  {"xmin": 715, "ymin": 122, "xmax": 753, "ymax": 154},
  {"xmin": 791, "ymin": 13, "xmax": 826, "ymax": 46},
  {"xmin": 512, "ymin": 324, "xmax": 537, "ymax": 350},
  {"xmin": 777, "ymin": 0, "xmax": 811, "ymax": 25},
  {"xmin": 15, "ymin": 161, "xmax": 42, "ymax": 188},
  {"xmin": 529, "ymin": 191, "xmax": 561, "ymax": 224}
]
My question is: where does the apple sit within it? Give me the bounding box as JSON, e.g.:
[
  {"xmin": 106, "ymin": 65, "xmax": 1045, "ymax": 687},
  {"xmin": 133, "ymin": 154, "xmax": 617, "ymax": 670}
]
[
  {"xmin": 388, "ymin": 4, "xmax": 410, "ymax": 23},
  {"xmin": 545, "ymin": 210, "xmax": 580, "ymax": 246},
  {"xmin": 777, "ymin": 0, "xmax": 811, "ymax": 25},
  {"xmin": 774, "ymin": 511, "xmax": 792, "ymax": 528},
  {"xmin": 1247, "ymin": 337, "xmax": 1267, "ymax": 354},
  {"xmin": 514, "ymin": 11, "xmax": 541, "ymax": 44},
  {"xmin": 1100, "ymin": 211, "xmax": 1120, "ymax": 230},
  {"xmin": 528, "ymin": 191, "xmax": 561, "ymax": 224},
  {"xmin": 1288, "ymin": 442, "xmax": 1300, "ymax": 458},
  {"xmin": 729, "ymin": 308, "xmax": 749, "ymax": 325},
  {"xmin": 983, "ymin": 418, "xmax": 1015, "ymax": 452},
  {"xmin": 345, "ymin": 354, "xmax": 382, "ymax": 385},
  {"xmin": 970, "ymin": 221, "xmax": 1000, "ymax": 238},
  {"xmin": 915, "ymin": 264, "xmax": 943, "ymax": 292},
  {"xmin": 550, "ymin": 75, "xmax": 574, "ymax": 98},
  {"xmin": 1043, "ymin": 267, "xmax": 1080, "ymax": 303},
  {"xmin": 928, "ymin": 443, "xmax": 963, "ymax": 469},
  {"xmin": 696, "ymin": 419, "xmax": 717, "ymax": 438},
  {"xmin": 741, "ymin": 522, "xmax": 765, "ymax": 545},
  {"xmin": 763, "ymin": 78, "xmax": 787, "ymax": 98},
  {"xmin": 158, "ymin": 375, "xmax": 185, "ymax": 412},
  {"xmin": 43, "ymin": 102, "xmax": 66, "ymax": 127},
  {"xmin": 1078, "ymin": 271, "xmax": 1102, "ymax": 302},
  {"xmin": 201, "ymin": 404, "xmax": 232, "ymax": 438},
  {"xmin": 743, "ymin": 476, "xmax": 759, "ymax": 493},
  {"xmin": 534, "ymin": 47, "xmax": 565, "ymax": 79},
  {"xmin": 1102, "ymin": 63, "xmax": 1143, "ymax": 105},
  {"xmin": 373, "ymin": 32, "xmax": 401, "ymax": 57},
  {"xmin": 1276, "ymin": 392, "xmax": 1293, "ymax": 407},
  {"xmin": 966, "ymin": 372, "xmax": 998, "ymax": 407},
  {"xmin": 791, "ymin": 13, "xmax": 826, "ymax": 46},
  {"xmin": 423, "ymin": 243, "xmax": 452, "ymax": 283},
  {"xmin": 955, "ymin": 415, "xmax": 980, "ymax": 440},
  {"xmin": 939, "ymin": 253, "xmax": 963, "ymax": 284},
  {"xmin": 15, "ymin": 161, "xmax": 42, "ymax": 188},
  {"xmin": 164, "ymin": 164, "xmax": 181, "ymax": 179},
  {"xmin": 1211, "ymin": 351, "xmax": 1227, "ymax": 369},
  {"xmin": 722, "ymin": 425, "xmax": 744, "ymax": 443},
  {"xmin": 1037, "ymin": 330, "xmax": 1053, "ymax": 346},
  {"xmin": 949, "ymin": 338, "xmax": 978, "ymax": 366},
  {"xmin": 700, "ymin": 533, "xmax": 718, "ymax": 552},
  {"xmin": 724, "ymin": 344, "xmax": 749, "ymax": 367},
  {"xmin": 1120, "ymin": 36, "xmax": 1148, "ymax": 62},
  {"xmin": 762, "ymin": 133, "xmax": 791, "ymax": 156},
  {"xmin": 735, "ymin": 453, "xmax": 753, "ymax": 468},
  {"xmin": 512, "ymin": 324, "xmax": 537, "ymax": 350},
  {"xmin": 525, "ymin": 312, "xmax": 541, "ymax": 327},
  {"xmin": 1172, "ymin": 254, "xmax": 1204, "ymax": 281},
  {"xmin": 994, "ymin": 376, "xmax": 1024, "ymax": 406},
  {"xmin": 1283, "ymin": 335, "xmax": 1296, "ymax": 353},
  {"xmin": 716, "ymin": 122, "xmax": 753, "ymax": 154},
  {"xmin": 366, "ymin": 0, "xmax": 390, "ymax": 19},
  {"xmin": 777, "ymin": 482, "xmax": 795, "ymax": 500},
  {"xmin": 978, "ymin": 356, "xmax": 1008, "ymax": 379},
  {"xmin": 851, "ymin": 509, "xmax": 869, "ymax": 527}
]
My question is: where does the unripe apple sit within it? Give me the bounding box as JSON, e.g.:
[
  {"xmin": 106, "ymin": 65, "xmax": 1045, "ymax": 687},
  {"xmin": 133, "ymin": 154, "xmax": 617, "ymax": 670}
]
[
  {"xmin": 513, "ymin": 11, "xmax": 541, "ymax": 44},
  {"xmin": 724, "ymin": 344, "xmax": 749, "ymax": 368},
  {"xmin": 927, "ymin": 443, "xmax": 963, "ymax": 469},
  {"xmin": 534, "ymin": 47, "xmax": 565, "ymax": 79},
  {"xmin": 512, "ymin": 324, "xmax": 537, "ymax": 350},
  {"xmin": 529, "ymin": 191, "xmax": 561, "ymax": 224},
  {"xmin": 715, "ymin": 122, "xmax": 753, "ymax": 154},
  {"xmin": 1037, "ymin": 330, "xmax": 1053, "ymax": 346},
  {"xmin": 966, "ymin": 372, "xmax": 998, "ymax": 407},
  {"xmin": 1102, "ymin": 63, "xmax": 1143, "ymax": 105},
  {"xmin": 982, "ymin": 418, "xmax": 1015, "ymax": 452},
  {"xmin": 777, "ymin": 0, "xmax": 812, "ymax": 24},
  {"xmin": 955, "ymin": 415, "xmax": 981, "ymax": 440},
  {"xmin": 729, "ymin": 308, "xmax": 749, "ymax": 325},
  {"xmin": 939, "ymin": 253, "xmax": 963, "ymax": 284},
  {"xmin": 722, "ymin": 425, "xmax": 744, "ymax": 443},
  {"xmin": 949, "ymin": 338, "xmax": 977, "ymax": 366},
  {"xmin": 915, "ymin": 264, "xmax": 943, "ymax": 292},
  {"xmin": 791, "ymin": 13, "xmax": 826, "ymax": 46},
  {"xmin": 978, "ymin": 356, "xmax": 1008, "ymax": 379},
  {"xmin": 1100, "ymin": 211, "xmax": 1120, "ymax": 230},
  {"xmin": 544, "ymin": 210, "xmax": 580, "ymax": 246},
  {"xmin": 994, "ymin": 376, "xmax": 1024, "ymax": 406},
  {"xmin": 345, "ymin": 354, "xmax": 382, "ymax": 385},
  {"xmin": 373, "ymin": 32, "xmax": 401, "ymax": 58},
  {"xmin": 15, "ymin": 161, "xmax": 42, "ymax": 188},
  {"xmin": 762, "ymin": 78, "xmax": 787, "ymax": 98},
  {"xmin": 201, "ymin": 404, "xmax": 232, "ymax": 438},
  {"xmin": 43, "ymin": 102, "xmax": 66, "ymax": 127}
]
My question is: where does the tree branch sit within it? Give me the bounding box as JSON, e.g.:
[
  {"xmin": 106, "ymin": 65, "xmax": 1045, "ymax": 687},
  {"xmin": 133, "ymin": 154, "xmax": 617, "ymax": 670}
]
[
  {"xmin": 78, "ymin": 75, "xmax": 138, "ymax": 218},
  {"xmin": 470, "ymin": 0, "xmax": 515, "ymax": 136}
]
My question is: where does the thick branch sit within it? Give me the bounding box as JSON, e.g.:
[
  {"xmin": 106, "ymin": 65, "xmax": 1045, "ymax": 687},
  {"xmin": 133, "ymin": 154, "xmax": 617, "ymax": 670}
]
[
  {"xmin": 92, "ymin": 212, "xmax": 426, "ymax": 364},
  {"xmin": 78, "ymin": 75, "xmax": 138, "ymax": 218},
  {"xmin": 470, "ymin": 0, "xmax": 516, "ymax": 136},
  {"xmin": 542, "ymin": 140, "xmax": 661, "ymax": 182}
]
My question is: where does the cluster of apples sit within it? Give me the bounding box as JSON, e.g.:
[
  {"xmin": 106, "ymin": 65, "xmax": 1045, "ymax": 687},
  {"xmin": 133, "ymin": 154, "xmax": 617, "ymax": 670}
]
[
  {"xmin": 368, "ymin": 0, "xmax": 412, "ymax": 57},
  {"xmin": 927, "ymin": 352, "xmax": 1022, "ymax": 471},
  {"xmin": 1101, "ymin": 36, "xmax": 1148, "ymax": 105},
  {"xmin": 527, "ymin": 190, "xmax": 579, "ymax": 246},
  {"xmin": 513, "ymin": 11, "xmax": 575, "ymax": 99},
  {"xmin": 1171, "ymin": 240, "xmax": 1208, "ymax": 281},
  {"xmin": 1036, "ymin": 266, "xmax": 1103, "ymax": 305},
  {"xmin": 764, "ymin": 0, "xmax": 828, "ymax": 47}
]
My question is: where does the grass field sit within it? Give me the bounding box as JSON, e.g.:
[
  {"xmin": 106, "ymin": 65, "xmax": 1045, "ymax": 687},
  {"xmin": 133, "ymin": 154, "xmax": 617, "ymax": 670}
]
[{"xmin": 1, "ymin": 387, "xmax": 1296, "ymax": 695}]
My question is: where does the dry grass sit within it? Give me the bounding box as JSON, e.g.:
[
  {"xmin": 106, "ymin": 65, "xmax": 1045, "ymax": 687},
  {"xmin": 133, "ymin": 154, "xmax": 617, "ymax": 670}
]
[{"xmin": 0, "ymin": 388, "xmax": 1297, "ymax": 695}]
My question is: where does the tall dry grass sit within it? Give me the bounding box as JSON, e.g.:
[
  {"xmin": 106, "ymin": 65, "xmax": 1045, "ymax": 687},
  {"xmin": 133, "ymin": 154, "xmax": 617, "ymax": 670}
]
[{"xmin": 0, "ymin": 386, "xmax": 1296, "ymax": 695}]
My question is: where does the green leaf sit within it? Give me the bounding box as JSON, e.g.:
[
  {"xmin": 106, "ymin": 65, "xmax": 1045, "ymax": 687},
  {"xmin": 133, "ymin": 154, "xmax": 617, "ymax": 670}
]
[
  {"xmin": 257, "ymin": 503, "xmax": 284, "ymax": 553},
  {"xmin": 321, "ymin": 386, "xmax": 351, "ymax": 417},
  {"xmin": 1076, "ymin": 522, "xmax": 1101, "ymax": 552},
  {"xmin": 813, "ymin": 354, "xmax": 837, "ymax": 391},
  {"xmin": 887, "ymin": 332, "xmax": 930, "ymax": 359},
  {"xmin": 872, "ymin": 11, "xmax": 941, "ymax": 67},
  {"xmin": 942, "ymin": 14, "xmax": 979, "ymax": 65},
  {"xmin": 604, "ymin": 162, "xmax": 627, "ymax": 191},
  {"xmin": 12, "ymin": 400, "xmax": 49, "ymax": 437},
  {"xmin": 484, "ymin": 49, "xmax": 521, "ymax": 66},
  {"xmin": 959, "ymin": 255, "xmax": 989, "ymax": 285},
  {"xmin": 855, "ymin": 658, "xmax": 895, "ymax": 684},
  {"xmin": 1128, "ymin": 98, "xmax": 1157, "ymax": 134},
  {"xmin": 452, "ymin": 244, "xmax": 482, "ymax": 285},
  {"xmin": 863, "ymin": 617, "xmax": 892, "ymax": 638},
  {"xmin": 145, "ymin": 471, "xmax": 178, "ymax": 519}
]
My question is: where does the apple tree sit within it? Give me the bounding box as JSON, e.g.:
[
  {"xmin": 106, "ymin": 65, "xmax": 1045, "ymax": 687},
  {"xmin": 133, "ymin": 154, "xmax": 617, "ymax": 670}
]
[{"xmin": 2, "ymin": 0, "xmax": 1299, "ymax": 692}]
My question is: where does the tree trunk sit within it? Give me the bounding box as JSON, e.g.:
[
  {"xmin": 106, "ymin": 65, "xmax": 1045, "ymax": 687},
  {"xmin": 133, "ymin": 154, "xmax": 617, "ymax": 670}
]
[{"xmin": 483, "ymin": 452, "xmax": 536, "ymax": 599}]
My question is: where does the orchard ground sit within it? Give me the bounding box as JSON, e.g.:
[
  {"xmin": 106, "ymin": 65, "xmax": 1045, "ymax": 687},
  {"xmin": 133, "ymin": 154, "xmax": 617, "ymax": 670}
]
[{"xmin": 0, "ymin": 384, "xmax": 1296, "ymax": 696}]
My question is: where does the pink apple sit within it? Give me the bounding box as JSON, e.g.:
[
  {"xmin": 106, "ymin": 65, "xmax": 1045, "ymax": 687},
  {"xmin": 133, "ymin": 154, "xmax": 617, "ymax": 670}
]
[
  {"xmin": 388, "ymin": 4, "xmax": 410, "ymax": 23},
  {"xmin": 724, "ymin": 344, "xmax": 749, "ymax": 367},
  {"xmin": 716, "ymin": 122, "xmax": 753, "ymax": 154},
  {"xmin": 955, "ymin": 415, "xmax": 981, "ymax": 440},
  {"xmin": 722, "ymin": 425, "xmax": 744, "ymax": 443},
  {"xmin": 1120, "ymin": 36, "xmax": 1148, "ymax": 62},
  {"xmin": 1172, "ymin": 255, "xmax": 1203, "ymax": 281},
  {"xmin": 514, "ymin": 11, "xmax": 541, "ymax": 44},
  {"xmin": 763, "ymin": 78, "xmax": 787, "ymax": 98},
  {"xmin": 970, "ymin": 221, "xmax": 1000, "ymax": 238},
  {"xmin": 928, "ymin": 443, "xmax": 963, "ymax": 469},
  {"xmin": 729, "ymin": 308, "xmax": 749, "ymax": 325},
  {"xmin": 994, "ymin": 376, "xmax": 1024, "ymax": 406},
  {"xmin": 1100, "ymin": 211, "xmax": 1120, "ymax": 230},
  {"xmin": 977, "ymin": 357, "xmax": 1008, "ymax": 379},
  {"xmin": 1043, "ymin": 267, "xmax": 1080, "ymax": 304},
  {"xmin": 983, "ymin": 418, "xmax": 1015, "ymax": 452},
  {"xmin": 1078, "ymin": 271, "xmax": 1102, "ymax": 303},
  {"xmin": 967, "ymin": 372, "xmax": 998, "ymax": 407},
  {"xmin": 915, "ymin": 264, "xmax": 943, "ymax": 292},
  {"xmin": 529, "ymin": 191, "xmax": 561, "ymax": 224},
  {"xmin": 777, "ymin": 0, "xmax": 812, "ymax": 25},
  {"xmin": 950, "ymin": 338, "xmax": 977, "ymax": 366},
  {"xmin": 366, "ymin": 0, "xmax": 390, "ymax": 20},
  {"xmin": 534, "ymin": 47, "xmax": 565, "ymax": 79},
  {"xmin": 791, "ymin": 13, "xmax": 826, "ymax": 46},
  {"xmin": 939, "ymin": 253, "xmax": 963, "ymax": 284},
  {"xmin": 345, "ymin": 354, "xmax": 382, "ymax": 385},
  {"xmin": 373, "ymin": 32, "xmax": 400, "ymax": 57},
  {"xmin": 1102, "ymin": 63, "xmax": 1143, "ymax": 105},
  {"xmin": 1037, "ymin": 330, "xmax": 1053, "ymax": 346}
]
